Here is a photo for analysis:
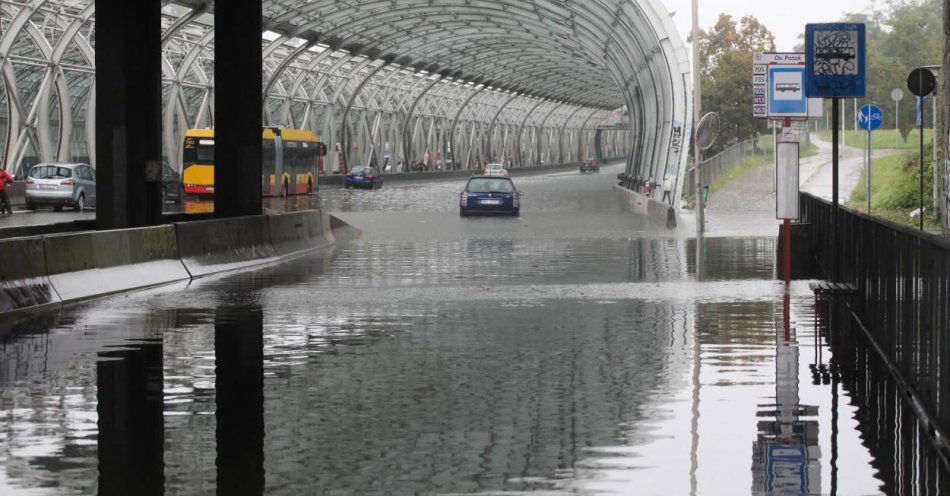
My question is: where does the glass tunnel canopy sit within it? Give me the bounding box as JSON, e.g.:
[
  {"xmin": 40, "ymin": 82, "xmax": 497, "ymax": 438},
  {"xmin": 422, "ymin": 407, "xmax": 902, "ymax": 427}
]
[{"xmin": 0, "ymin": 0, "xmax": 691, "ymax": 194}]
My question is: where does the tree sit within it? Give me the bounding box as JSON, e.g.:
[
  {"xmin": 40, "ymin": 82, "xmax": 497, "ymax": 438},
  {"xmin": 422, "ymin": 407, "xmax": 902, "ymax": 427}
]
[{"xmin": 696, "ymin": 15, "xmax": 776, "ymax": 156}]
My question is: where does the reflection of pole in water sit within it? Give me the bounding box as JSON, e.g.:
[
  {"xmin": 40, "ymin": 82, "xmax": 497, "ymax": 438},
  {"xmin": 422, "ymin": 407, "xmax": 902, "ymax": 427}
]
[
  {"xmin": 97, "ymin": 343, "xmax": 164, "ymax": 496},
  {"xmin": 216, "ymin": 307, "xmax": 265, "ymax": 496},
  {"xmin": 689, "ymin": 302, "xmax": 700, "ymax": 496},
  {"xmin": 752, "ymin": 292, "xmax": 822, "ymax": 494}
]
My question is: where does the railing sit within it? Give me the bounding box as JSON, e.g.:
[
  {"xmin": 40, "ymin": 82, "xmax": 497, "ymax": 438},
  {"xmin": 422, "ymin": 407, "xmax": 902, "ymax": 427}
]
[
  {"xmin": 683, "ymin": 132, "xmax": 812, "ymax": 199},
  {"xmin": 800, "ymin": 192, "xmax": 950, "ymax": 431}
]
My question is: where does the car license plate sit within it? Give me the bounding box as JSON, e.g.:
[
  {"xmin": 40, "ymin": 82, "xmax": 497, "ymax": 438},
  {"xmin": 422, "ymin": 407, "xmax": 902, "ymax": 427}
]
[
  {"xmin": 40, "ymin": 184, "xmax": 57, "ymax": 190},
  {"xmin": 481, "ymin": 199, "xmax": 501, "ymax": 205}
]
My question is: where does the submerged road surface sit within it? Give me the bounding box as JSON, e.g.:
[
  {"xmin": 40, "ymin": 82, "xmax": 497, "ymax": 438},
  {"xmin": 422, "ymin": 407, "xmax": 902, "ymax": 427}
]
[{"xmin": 1, "ymin": 164, "xmax": 946, "ymax": 494}]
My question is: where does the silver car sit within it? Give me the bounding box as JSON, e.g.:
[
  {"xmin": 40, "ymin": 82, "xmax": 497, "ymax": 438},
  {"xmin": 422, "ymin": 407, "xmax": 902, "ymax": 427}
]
[{"xmin": 25, "ymin": 163, "xmax": 96, "ymax": 212}]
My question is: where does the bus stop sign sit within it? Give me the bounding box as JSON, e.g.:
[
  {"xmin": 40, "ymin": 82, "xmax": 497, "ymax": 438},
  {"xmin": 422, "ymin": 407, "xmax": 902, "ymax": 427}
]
[{"xmin": 805, "ymin": 23, "xmax": 866, "ymax": 98}]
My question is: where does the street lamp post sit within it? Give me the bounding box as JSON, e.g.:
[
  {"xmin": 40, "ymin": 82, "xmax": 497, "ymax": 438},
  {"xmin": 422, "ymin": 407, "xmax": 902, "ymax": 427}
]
[{"xmin": 691, "ymin": 0, "xmax": 703, "ymax": 237}]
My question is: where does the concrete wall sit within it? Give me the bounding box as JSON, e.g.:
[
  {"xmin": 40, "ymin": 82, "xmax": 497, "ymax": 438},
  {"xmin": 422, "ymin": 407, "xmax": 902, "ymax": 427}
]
[
  {"xmin": 614, "ymin": 185, "xmax": 676, "ymax": 229},
  {"xmin": 1, "ymin": 210, "xmax": 354, "ymax": 318}
]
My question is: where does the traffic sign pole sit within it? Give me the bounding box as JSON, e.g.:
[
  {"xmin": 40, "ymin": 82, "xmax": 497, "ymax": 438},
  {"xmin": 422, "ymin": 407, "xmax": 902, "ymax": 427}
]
[{"xmin": 865, "ymin": 131, "xmax": 872, "ymax": 214}]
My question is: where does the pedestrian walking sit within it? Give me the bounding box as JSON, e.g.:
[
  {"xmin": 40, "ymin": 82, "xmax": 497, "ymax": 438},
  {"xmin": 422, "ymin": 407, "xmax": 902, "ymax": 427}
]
[
  {"xmin": 0, "ymin": 168, "xmax": 13, "ymax": 215},
  {"xmin": 662, "ymin": 176, "xmax": 673, "ymax": 204}
]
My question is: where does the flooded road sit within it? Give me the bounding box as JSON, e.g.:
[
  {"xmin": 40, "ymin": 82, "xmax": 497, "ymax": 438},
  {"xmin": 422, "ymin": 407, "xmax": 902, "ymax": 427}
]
[{"xmin": 1, "ymin": 164, "xmax": 947, "ymax": 494}]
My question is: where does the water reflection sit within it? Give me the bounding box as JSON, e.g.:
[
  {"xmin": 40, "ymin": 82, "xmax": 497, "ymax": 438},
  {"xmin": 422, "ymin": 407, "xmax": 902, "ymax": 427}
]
[
  {"xmin": 751, "ymin": 294, "xmax": 821, "ymax": 495},
  {"xmin": 215, "ymin": 307, "xmax": 264, "ymax": 496},
  {"xmin": 823, "ymin": 299, "xmax": 950, "ymax": 495},
  {"xmin": 97, "ymin": 342, "xmax": 164, "ymax": 495}
]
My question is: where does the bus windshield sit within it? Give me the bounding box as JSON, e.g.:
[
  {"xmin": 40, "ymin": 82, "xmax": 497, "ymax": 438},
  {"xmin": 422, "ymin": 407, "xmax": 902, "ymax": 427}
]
[{"xmin": 183, "ymin": 137, "xmax": 215, "ymax": 167}]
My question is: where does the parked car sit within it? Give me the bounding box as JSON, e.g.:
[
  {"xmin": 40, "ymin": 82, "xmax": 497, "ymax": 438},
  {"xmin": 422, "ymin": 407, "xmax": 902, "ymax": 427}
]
[
  {"xmin": 344, "ymin": 167, "xmax": 384, "ymax": 189},
  {"xmin": 483, "ymin": 163, "xmax": 507, "ymax": 177},
  {"xmin": 163, "ymin": 164, "xmax": 184, "ymax": 204},
  {"xmin": 25, "ymin": 163, "xmax": 96, "ymax": 212},
  {"xmin": 459, "ymin": 175, "xmax": 522, "ymax": 217},
  {"xmin": 580, "ymin": 158, "xmax": 599, "ymax": 174}
]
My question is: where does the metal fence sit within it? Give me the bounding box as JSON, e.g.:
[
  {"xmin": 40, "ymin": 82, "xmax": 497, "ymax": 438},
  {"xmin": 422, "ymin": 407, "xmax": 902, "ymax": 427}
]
[
  {"xmin": 683, "ymin": 132, "xmax": 812, "ymax": 199},
  {"xmin": 800, "ymin": 192, "xmax": 950, "ymax": 434}
]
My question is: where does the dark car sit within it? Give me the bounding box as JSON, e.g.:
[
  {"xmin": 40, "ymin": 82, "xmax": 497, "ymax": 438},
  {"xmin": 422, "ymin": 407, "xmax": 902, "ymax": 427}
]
[
  {"xmin": 344, "ymin": 167, "xmax": 383, "ymax": 189},
  {"xmin": 162, "ymin": 164, "xmax": 184, "ymax": 204},
  {"xmin": 580, "ymin": 158, "xmax": 599, "ymax": 174},
  {"xmin": 459, "ymin": 176, "xmax": 521, "ymax": 217}
]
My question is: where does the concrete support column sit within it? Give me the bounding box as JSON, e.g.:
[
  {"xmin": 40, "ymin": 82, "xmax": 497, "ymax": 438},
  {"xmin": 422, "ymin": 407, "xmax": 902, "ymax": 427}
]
[
  {"xmin": 95, "ymin": 0, "xmax": 162, "ymax": 229},
  {"xmin": 214, "ymin": 0, "xmax": 263, "ymax": 218}
]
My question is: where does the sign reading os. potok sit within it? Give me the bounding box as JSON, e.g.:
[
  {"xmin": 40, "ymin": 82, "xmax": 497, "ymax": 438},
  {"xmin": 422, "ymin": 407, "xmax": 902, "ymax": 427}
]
[{"xmin": 753, "ymin": 52, "xmax": 806, "ymax": 119}]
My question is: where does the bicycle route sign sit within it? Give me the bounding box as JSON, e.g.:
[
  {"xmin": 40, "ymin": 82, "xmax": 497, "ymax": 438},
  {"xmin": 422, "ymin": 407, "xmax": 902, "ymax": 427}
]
[{"xmin": 857, "ymin": 104, "xmax": 883, "ymax": 132}]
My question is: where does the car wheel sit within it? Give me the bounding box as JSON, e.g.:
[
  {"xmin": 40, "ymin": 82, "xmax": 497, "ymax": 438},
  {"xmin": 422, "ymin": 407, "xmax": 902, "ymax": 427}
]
[
  {"xmin": 25, "ymin": 203, "xmax": 36, "ymax": 211},
  {"xmin": 460, "ymin": 210, "xmax": 468, "ymax": 217},
  {"xmin": 73, "ymin": 194, "xmax": 85, "ymax": 212},
  {"xmin": 54, "ymin": 205, "xmax": 63, "ymax": 212}
]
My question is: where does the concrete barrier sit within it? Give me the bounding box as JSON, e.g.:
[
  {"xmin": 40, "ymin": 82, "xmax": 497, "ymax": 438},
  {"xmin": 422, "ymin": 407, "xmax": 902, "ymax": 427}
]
[
  {"xmin": 0, "ymin": 236, "xmax": 60, "ymax": 315},
  {"xmin": 2, "ymin": 209, "xmax": 352, "ymax": 316},
  {"xmin": 43, "ymin": 225, "xmax": 190, "ymax": 303},
  {"xmin": 615, "ymin": 185, "xmax": 677, "ymax": 229},
  {"xmin": 268, "ymin": 210, "xmax": 337, "ymax": 256},
  {"xmin": 176, "ymin": 215, "xmax": 279, "ymax": 277}
]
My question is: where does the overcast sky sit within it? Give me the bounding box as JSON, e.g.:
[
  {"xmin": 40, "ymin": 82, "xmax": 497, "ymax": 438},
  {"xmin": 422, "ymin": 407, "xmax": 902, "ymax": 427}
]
[{"xmin": 663, "ymin": 0, "xmax": 870, "ymax": 51}]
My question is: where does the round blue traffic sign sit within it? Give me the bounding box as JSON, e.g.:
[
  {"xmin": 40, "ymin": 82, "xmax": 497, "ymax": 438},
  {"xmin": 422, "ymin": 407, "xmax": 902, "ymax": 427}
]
[{"xmin": 857, "ymin": 104, "xmax": 884, "ymax": 132}]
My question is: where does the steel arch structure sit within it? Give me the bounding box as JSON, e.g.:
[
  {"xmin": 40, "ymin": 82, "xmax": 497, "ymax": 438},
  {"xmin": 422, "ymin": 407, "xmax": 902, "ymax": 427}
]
[{"xmin": 0, "ymin": 0, "xmax": 689, "ymax": 196}]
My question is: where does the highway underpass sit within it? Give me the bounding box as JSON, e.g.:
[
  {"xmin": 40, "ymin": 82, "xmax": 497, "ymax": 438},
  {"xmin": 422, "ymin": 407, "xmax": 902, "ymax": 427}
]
[{"xmin": 2, "ymin": 164, "xmax": 947, "ymax": 495}]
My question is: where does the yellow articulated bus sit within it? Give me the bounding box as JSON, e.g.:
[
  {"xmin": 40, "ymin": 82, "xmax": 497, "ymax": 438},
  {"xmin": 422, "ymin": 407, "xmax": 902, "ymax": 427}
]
[{"xmin": 182, "ymin": 128, "xmax": 322, "ymax": 197}]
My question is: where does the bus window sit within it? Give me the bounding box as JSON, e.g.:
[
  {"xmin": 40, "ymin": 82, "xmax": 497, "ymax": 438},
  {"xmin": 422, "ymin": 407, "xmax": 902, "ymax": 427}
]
[{"xmin": 196, "ymin": 139, "xmax": 214, "ymax": 162}]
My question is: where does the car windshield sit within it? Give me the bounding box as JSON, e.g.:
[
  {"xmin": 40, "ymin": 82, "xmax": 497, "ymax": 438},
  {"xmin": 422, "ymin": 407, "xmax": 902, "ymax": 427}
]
[
  {"xmin": 30, "ymin": 166, "xmax": 72, "ymax": 179},
  {"xmin": 468, "ymin": 178, "xmax": 514, "ymax": 194},
  {"xmin": 352, "ymin": 167, "xmax": 376, "ymax": 175},
  {"xmin": 487, "ymin": 164, "xmax": 503, "ymax": 169}
]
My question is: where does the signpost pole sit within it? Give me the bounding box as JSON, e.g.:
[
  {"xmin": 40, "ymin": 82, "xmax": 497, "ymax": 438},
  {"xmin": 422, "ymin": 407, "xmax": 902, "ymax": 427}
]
[
  {"xmin": 784, "ymin": 116, "xmax": 792, "ymax": 286},
  {"xmin": 865, "ymin": 131, "xmax": 874, "ymax": 214},
  {"xmin": 920, "ymin": 94, "xmax": 925, "ymax": 231},
  {"xmin": 832, "ymin": 98, "xmax": 839, "ymax": 280}
]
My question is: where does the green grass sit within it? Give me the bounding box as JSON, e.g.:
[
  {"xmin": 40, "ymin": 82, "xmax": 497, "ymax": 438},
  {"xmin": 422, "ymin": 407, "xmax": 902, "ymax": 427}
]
[
  {"xmin": 706, "ymin": 142, "xmax": 817, "ymax": 194},
  {"xmin": 709, "ymin": 155, "xmax": 770, "ymax": 193},
  {"xmin": 816, "ymin": 128, "xmax": 934, "ymax": 150},
  {"xmin": 847, "ymin": 150, "xmax": 941, "ymax": 229}
]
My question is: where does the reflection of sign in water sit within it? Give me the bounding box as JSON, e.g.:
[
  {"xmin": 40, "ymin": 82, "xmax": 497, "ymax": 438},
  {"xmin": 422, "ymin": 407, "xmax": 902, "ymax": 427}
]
[{"xmin": 805, "ymin": 23, "xmax": 866, "ymax": 98}]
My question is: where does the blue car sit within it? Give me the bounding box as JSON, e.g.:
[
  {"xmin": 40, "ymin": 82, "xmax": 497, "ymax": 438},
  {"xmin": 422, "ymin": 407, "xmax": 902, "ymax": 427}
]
[
  {"xmin": 344, "ymin": 166, "xmax": 383, "ymax": 189},
  {"xmin": 459, "ymin": 176, "xmax": 522, "ymax": 217}
]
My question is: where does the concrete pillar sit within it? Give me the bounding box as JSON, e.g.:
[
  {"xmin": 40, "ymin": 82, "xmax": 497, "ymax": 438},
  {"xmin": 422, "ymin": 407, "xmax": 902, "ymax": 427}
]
[
  {"xmin": 95, "ymin": 0, "xmax": 162, "ymax": 229},
  {"xmin": 214, "ymin": 1, "xmax": 263, "ymax": 218},
  {"xmin": 215, "ymin": 307, "xmax": 265, "ymax": 496},
  {"xmin": 97, "ymin": 344, "xmax": 164, "ymax": 495}
]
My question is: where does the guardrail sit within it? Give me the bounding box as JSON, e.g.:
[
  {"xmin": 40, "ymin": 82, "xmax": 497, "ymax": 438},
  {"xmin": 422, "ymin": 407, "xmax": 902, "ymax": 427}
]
[
  {"xmin": 683, "ymin": 133, "xmax": 812, "ymax": 199},
  {"xmin": 799, "ymin": 192, "xmax": 950, "ymax": 433}
]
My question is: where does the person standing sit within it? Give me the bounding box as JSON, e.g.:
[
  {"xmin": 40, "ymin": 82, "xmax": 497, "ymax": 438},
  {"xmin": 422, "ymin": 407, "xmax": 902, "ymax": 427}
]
[
  {"xmin": 0, "ymin": 168, "xmax": 13, "ymax": 215},
  {"xmin": 662, "ymin": 176, "xmax": 674, "ymax": 204}
]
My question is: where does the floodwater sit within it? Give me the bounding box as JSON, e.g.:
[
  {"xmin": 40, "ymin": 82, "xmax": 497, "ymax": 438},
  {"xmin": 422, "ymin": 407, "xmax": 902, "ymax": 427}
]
[{"xmin": 1, "ymin": 164, "xmax": 947, "ymax": 495}]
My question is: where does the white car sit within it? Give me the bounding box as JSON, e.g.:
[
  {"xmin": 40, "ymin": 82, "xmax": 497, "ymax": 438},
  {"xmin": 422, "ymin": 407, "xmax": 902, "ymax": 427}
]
[{"xmin": 483, "ymin": 163, "xmax": 507, "ymax": 177}]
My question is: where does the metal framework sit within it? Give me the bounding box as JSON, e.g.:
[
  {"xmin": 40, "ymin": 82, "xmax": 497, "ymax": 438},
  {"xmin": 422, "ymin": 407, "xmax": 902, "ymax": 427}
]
[{"xmin": 0, "ymin": 0, "xmax": 690, "ymax": 191}]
